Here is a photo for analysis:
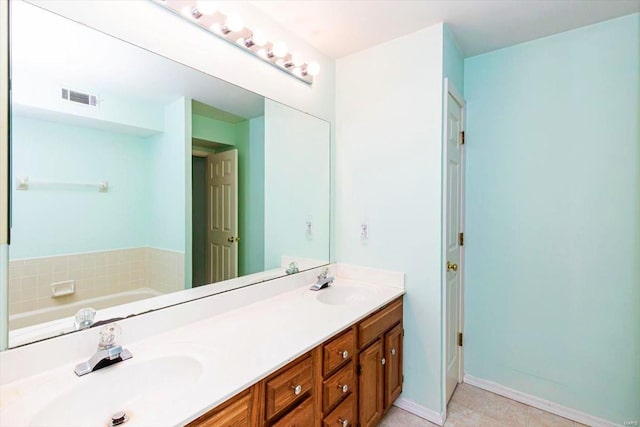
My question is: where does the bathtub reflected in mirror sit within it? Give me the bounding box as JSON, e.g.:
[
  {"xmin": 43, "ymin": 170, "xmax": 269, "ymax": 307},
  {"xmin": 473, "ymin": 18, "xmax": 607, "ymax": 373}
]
[{"xmin": 5, "ymin": 1, "xmax": 330, "ymax": 348}]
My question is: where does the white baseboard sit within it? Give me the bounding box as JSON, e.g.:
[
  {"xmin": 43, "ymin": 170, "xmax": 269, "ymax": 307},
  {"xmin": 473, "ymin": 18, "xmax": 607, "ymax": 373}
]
[
  {"xmin": 463, "ymin": 374, "xmax": 618, "ymax": 427},
  {"xmin": 393, "ymin": 397, "xmax": 445, "ymax": 426}
]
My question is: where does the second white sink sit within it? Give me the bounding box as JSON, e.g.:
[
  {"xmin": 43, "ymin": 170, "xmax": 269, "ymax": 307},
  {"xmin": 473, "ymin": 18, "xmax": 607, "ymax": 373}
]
[{"xmin": 315, "ymin": 284, "xmax": 380, "ymax": 306}]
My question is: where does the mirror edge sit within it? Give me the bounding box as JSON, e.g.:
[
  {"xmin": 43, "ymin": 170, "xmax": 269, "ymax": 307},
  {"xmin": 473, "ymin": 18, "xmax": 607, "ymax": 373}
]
[{"xmin": 1, "ymin": 0, "xmax": 10, "ymax": 351}]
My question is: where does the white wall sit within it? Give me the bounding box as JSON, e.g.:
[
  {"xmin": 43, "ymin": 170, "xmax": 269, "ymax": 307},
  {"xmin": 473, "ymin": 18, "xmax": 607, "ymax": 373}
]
[{"xmin": 336, "ymin": 24, "xmax": 445, "ymax": 414}]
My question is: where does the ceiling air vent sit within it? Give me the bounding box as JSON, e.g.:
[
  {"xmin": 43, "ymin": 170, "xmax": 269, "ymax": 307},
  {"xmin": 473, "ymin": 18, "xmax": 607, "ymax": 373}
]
[{"xmin": 61, "ymin": 88, "xmax": 98, "ymax": 106}]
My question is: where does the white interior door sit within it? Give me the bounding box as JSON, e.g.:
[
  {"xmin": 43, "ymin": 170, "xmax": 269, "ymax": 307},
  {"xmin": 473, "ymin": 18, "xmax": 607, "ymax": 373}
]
[
  {"xmin": 445, "ymin": 91, "xmax": 464, "ymax": 403},
  {"xmin": 207, "ymin": 150, "xmax": 238, "ymax": 283}
]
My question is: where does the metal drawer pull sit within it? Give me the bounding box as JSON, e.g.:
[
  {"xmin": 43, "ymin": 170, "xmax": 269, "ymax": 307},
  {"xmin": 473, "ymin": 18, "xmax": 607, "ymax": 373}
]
[
  {"xmin": 338, "ymin": 418, "xmax": 349, "ymax": 427},
  {"xmin": 338, "ymin": 350, "xmax": 349, "ymax": 359},
  {"xmin": 291, "ymin": 384, "xmax": 302, "ymax": 395},
  {"xmin": 390, "ymin": 348, "xmax": 396, "ymax": 356},
  {"xmin": 338, "ymin": 384, "xmax": 348, "ymax": 393},
  {"xmin": 381, "ymin": 357, "xmax": 386, "ymax": 365}
]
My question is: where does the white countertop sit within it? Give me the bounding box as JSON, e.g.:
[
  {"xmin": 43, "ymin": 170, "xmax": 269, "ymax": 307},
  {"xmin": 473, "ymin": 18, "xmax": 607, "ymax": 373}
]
[{"xmin": 0, "ymin": 263, "xmax": 404, "ymax": 427}]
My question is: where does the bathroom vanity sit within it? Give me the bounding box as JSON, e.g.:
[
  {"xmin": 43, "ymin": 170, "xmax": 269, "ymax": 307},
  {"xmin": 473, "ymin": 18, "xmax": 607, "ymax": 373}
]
[
  {"xmin": 0, "ymin": 264, "xmax": 405, "ymax": 427},
  {"xmin": 188, "ymin": 296, "xmax": 403, "ymax": 427}
]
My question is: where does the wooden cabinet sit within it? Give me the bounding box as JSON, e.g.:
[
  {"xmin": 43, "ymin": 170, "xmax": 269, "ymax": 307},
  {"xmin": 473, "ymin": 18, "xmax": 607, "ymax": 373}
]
[
  {"xmin": 358, "ymin": 339, "xmax": 384, "ymax": 427},
  {"xmin": 189, "ymin": 296, "xmax": 403, "ymax": 427},
  {"xmin": 323, "ymin": 393, "xmax": 356, "ymax": 427},
  {"xmin": 187, "ymin": 386, "xmax": 257, "ymax": 427},
  {"xmin": 272, "ymin": 397, "xmax": 314, "ymax": 427},
  {"xmin": 358, "ymin": 298, "xmax": 404, "ymax": 425},
  {"xmin": 384, "ymin": 323, "xmax": 403, "ymax": 409},
  {"xmin": 322, "ymin": 362, "xmax": 354, "ymax": 413},
  {"xmin": 323, "ymin": 329, "xmax": 355, "ymax": 377},
  {"xmin": 358, "ymin": 299, "xmax": 403, "ymax": 348},
  {"xmin": 266, "ymin": 356, "xmax": 313, "ymax": 419}
]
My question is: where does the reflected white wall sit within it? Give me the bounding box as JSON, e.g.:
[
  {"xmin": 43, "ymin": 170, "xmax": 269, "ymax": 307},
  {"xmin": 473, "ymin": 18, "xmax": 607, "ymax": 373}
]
[{"xmin": 264, "ymin": 100, "xmax": 330, "ymax": 270}]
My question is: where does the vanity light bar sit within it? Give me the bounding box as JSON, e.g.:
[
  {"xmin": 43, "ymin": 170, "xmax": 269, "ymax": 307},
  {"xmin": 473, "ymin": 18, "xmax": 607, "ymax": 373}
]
[{"xmin": 151, "ymin": 0, "xmax": 320, "ymax": 85}]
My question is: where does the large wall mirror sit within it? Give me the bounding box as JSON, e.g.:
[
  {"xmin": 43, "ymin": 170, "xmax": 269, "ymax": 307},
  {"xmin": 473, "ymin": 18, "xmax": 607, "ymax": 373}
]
[{"xmin": 5, "ymin": 1, "xmax": 330, "ymax": 348}]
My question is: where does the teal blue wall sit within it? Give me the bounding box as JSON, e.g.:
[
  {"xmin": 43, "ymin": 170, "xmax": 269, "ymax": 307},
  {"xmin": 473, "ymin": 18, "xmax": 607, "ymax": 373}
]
[
  {"xmin": 463, "ymin": 14, "xmax": 640, "ymax": 424},
  {"xmin": 237, "ymin": 116, "xmax": 265, "ymax": 276},
  {"xmin": 10, "ymin": 115, "xmax": 151, "ymax": 258},
  {"xmin": 192, "ymin": 114, "xmax": 236, "ymax": 145},
  {"xmin": 147, "ymin": 98, "xmax": 189, "ymax": 254},
  {"xmin": 12, "ymin": 98, "xmax": 189, "ymax": 261},
  {"xmin": 443, "ymin": 24, "xmax": 464, "ymax": 95}
]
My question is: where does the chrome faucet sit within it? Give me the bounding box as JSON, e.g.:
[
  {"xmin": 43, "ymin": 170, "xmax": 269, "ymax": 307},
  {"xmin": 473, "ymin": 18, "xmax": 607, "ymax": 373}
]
[
  {"xmin": 310, "ymin": 267, "xmax": 334, "ymax": 291},
  {"xmin": 74, "ymin": 323, "xmax": 132, "ymax": 376}
]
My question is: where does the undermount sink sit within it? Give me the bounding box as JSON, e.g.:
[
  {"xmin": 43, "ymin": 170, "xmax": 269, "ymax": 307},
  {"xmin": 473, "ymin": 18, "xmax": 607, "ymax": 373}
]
[
  {"xmin": 315, "ymin": 284, "xmax": 379, "ymax": 306},
  {"xmin": 30, "ymin": 355, "xmax": 202, "ymax": 427}
]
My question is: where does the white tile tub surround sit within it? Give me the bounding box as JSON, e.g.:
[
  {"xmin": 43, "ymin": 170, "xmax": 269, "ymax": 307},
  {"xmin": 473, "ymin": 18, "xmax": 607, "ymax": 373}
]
[
  {"xmin": 8, "ymin": 247, "xmax": 184, "ymax": 316},
  {"xmin": 0, "ymin": 264, "xmax": 405, "ymax": 426}
]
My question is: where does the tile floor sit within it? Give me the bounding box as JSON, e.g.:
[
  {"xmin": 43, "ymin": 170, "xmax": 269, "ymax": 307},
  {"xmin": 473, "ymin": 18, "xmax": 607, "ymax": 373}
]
[{"xmin": 380, "ymin": 383, "xmax": 586, "ymax": 427}]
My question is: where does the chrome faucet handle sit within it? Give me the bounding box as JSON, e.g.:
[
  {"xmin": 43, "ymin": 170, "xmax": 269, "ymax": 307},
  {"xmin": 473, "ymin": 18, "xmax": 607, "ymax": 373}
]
[{"xmin": 98, "ymin": 323, "xmax": 121, "ymax": 349}]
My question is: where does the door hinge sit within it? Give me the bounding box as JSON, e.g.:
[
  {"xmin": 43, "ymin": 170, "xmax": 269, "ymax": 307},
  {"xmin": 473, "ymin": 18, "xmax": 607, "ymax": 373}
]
[
  {"xmin": 356, "ymin": 364, "xmax": 361, "ymax": 376},
  {"xmin": 458, "ymin": 332, "xmax": 463, "ymax": 347},
  {"xmin": 459, "ymin": 131, "xmax": 465, "ymax": 145},
  {"xmin": 459, "ymin": 232, "xmax": 464, "ymax": 246},
  {"xmin": 402, "ymin": 374, "xmax": 404, "ymax": 384}
]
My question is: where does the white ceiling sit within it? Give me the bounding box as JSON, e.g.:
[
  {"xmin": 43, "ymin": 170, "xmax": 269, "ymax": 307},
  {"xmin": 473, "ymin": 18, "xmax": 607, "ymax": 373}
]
[{"xmin": 248, "ymin": 0, "xmax": 640, "ymax": 58}]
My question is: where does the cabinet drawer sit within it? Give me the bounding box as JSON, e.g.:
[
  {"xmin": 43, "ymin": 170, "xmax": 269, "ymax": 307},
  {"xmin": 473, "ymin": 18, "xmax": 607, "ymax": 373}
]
[
  {"xmin": 358, "ymin": 298, "xmax": 402, "ymax": 348},
  {"xmin": 272, "ymin": 396, "xmax": 314, "ymax": 427},
  {"xmin": 187, "ymin": 389, "xmax": 252, "ymax": 427},
  {"xmin": 266, "ymin": 356, "xmax": 313, "ymax": 419},
  {"xmin": 323, "ymin": 329, "xmax": 355, "ymax": 376},
  {"xmin": 323, "ymin": 393, "xmax": 356, "ymax": 427},
  {"xmin": 322, "ymin": 361, "xmax": 354, "ymax": 413}
]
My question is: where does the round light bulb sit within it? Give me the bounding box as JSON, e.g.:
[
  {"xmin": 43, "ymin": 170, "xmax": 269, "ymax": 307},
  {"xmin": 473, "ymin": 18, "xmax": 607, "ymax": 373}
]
[
  {"xmin": 307, "ymin": 61, "xmax": 320, "ymax": 76},
  {"xmin": 290, "ymin": 53, "xmax": 304, "ymax": 67},
  {"xmin": 272, "ymin": 41, "xmax": 288, "ymax": 58},
  {"xmin": 196, "ymin": 0, "xmax": 217, "ymax": 15},
  {"xmin": 209, "ymin": 23, "xmax": 222, "ymax": 34},
  {"xmin": 257, "ymin": 48, "xmax": 268, "ymax": 58},
  {"xmin": 181, "ymin": 6, "xmax": 192, "ymax": 17},
  {"xmin": 225, "ymin": 13, "xmax": 244, "ymax": 32},
  {"xmin": 292, "ymin": 67, "xmax": 302, "ymax": 77},
  {"xmin": 252, "ymin": 29, "xmax": 267, "ymax": 47}
]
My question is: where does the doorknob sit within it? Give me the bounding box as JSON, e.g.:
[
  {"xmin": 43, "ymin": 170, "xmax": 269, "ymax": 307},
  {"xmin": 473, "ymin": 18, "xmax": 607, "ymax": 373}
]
[
  {"xmin": 227, "ymin": 237, "xmax": 234, "ymax": 243},
  {"xmin": 447, "ymin": 261, "xmax": 458, "ymax": 272}
]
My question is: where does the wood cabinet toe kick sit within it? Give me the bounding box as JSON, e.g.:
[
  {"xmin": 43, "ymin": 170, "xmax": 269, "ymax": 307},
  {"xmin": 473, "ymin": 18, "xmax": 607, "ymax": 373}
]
[{"xmin": 188, "ymin": 296, "xmax": 403, "ymax": 427}]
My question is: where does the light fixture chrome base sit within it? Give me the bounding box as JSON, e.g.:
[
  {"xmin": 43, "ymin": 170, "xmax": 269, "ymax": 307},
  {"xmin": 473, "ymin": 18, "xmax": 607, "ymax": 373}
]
[{"xmin": 151, "ymin": 0, "xmax": 317, "ymax": 85}]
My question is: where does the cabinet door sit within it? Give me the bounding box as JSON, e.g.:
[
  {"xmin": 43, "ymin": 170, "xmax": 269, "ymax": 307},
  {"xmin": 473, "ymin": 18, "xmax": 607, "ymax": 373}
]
[
  {"xmin": 271, "ymin": 397, "xmax": 314, "ymax": 427},
  {"xmin": 187, "ymin": 389, "xmax": 252, "ymax": 427},
  {"xmin": 359, "ymin": 339, "xmax": 384, "ymax": 427},
  {"xmin": 384, "ymin": 323, "xmax": 403, "ymax": 410}
]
